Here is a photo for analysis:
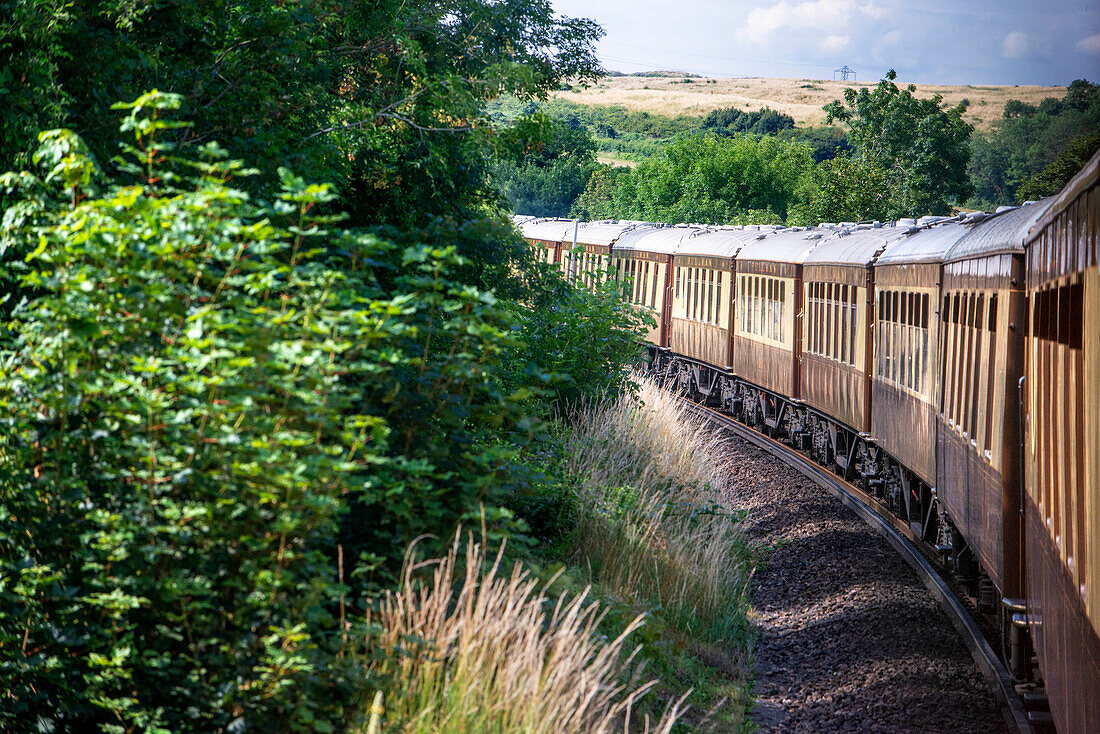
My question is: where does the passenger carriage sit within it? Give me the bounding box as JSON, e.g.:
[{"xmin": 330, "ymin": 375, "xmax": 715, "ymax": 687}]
[
  {"xmin": 1023, "ymin": 150, "xmax": 1100, "ymax": 734},
  {"xmin": 867, "ymin": 219, "xmax": 967, "ymax": 540},
  {"xmin": 731, "ymin": 227, "xmax": 822, "ymax": 434},
  {"xmin": 938, "ymin": 202, "xmax": 1051, "ymax": 608},
  {"xmin": 609, "ymin": 225, "xmax": 691, "ymax": 357},
  {"xmin": 665, "ymin": 226, "xmax": 775, "ymax": 402},
  {"xmin": 517, "ymin": 217, "xmax": 574, "ymax": 267},
  {"xmin": 570, "ymin": 220, "xmax": 645, "ymax": 287},
  {"xmin": 797, "ymin": 223, "xmax": 905, "ymax": 477}
]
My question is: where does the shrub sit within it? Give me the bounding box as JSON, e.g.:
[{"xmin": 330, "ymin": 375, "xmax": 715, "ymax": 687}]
[{"xmin": 0, "ymin": 92, "xmax": 528, "ymax": 732}]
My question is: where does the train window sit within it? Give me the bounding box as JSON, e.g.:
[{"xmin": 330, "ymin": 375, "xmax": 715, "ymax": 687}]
[
  {"xmin": 1045, "ymin": 287, "xmax": 1056, "ymax": 342},
  {"xmin": 839, "ymin": 289, "xmax": 848, "ymax": 364},
  {"xmin": 687, "ymin": 267, "xmax": 694, "ymax": 319},
  {"xmin": 651, "ymin": 263, "xmax": 659, "ymax": 309},
  {"xmin": 743, "ymin": 276, "xmax": 749, "ymax": 330},
  {"xmin": 809, "ymin": 283, "xmax": 815, "ymax": 353},
  {"xmin": 1068, "ymin": 281, "xmax": 1083, "ymax": 349},
  {"xmin": 988, "ymin": 293, "xmax": 997, "ymax": 332},
  {"xmin": 699, "ymin": 268, "xmax": 704, "ymax": 320},
  {"xmin": 716, "ymin": 273, "xmax": 722, "ymax": 325},
  {"xmin": 779, "ymin": 281, "xmax": 785, "ymax": 341},
  {"xmin": 759, "ymin": 278, "xmax": 766, "ymax": 336},
  {"xmin": 685, "ymin": 268, "xmax": 692, "ymax": 316},
  {"xmin": 706, "ymin": 270, "xmax": 713, "ymax": 323},
  {"xmin": 818, "ymin": 283, "xmax": 824, "ymax": 353},
  {"xmin": 921, "ymin": 294, "xmax": 929, "ymax": 330},
  {"xmin": 769, "ymin": 279, "xmax": 777, "ymax": 340},
  {"xmin": 675, "ymin": 267, "xmax": 681, "ymax": 300},
  {"xmin": 1058, "ymin": 283, "xmax": 1072, "ymax": 346}
]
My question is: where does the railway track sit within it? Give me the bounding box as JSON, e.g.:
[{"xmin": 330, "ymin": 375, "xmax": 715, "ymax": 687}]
[{"xmin": 680, "ymin": 397, "xmax": 1034, "ymax": 734}]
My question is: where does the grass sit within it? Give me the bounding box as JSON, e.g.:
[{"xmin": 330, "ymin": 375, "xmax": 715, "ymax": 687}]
[
  {"xmin": 564, "ymin": 376, "xmax": 748, "ymax": 644},
  {"xmin": 554, "ymin": 75, "xmax": 1066, "ymax": 131},
  {"xmin": 560, "ymin": 374, "xmax": 754, "ymax": 730},
  {"xmin": 366, "ymin": 532, "xmax": 687, "ymax": 733},
  {"xmin": 364, "ymin": 373, "xmax": 754, "ymax": 732}
]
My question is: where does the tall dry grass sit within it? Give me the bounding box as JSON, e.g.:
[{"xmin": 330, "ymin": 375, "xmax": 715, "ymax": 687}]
[
  {"xmin": 366, "ymin": 533, "xmax": 687, "ymax": 733},
  {"xmin": 564, "ymin": 373, "xmax": 748, "ymax": 646},
  {"xmin": 555, "ymin": 75, "xmax": 1066, "ymax": 130}
]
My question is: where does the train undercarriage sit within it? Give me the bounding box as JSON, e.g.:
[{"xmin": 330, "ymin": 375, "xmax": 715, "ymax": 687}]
[{"xmin": 651, "ymin": 347, "xmax": 1045, "ymax": 704}]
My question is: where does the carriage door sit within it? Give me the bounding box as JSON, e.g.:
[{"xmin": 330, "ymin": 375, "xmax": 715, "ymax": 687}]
[{"xmin": 662, "ymin": 256, "xmax": 675, "ymax": 347}]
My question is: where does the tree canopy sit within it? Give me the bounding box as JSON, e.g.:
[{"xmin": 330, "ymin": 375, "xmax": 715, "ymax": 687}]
[
  {"xmin": 573, "ymin": 133, "xmax": 813, "ymax": 224},
  {"xmin": 825, "ymin": 70, "xmax": 973, "ymax": 216},
  {"xmin": 968, "ymin": 79, "xmax": 1099, "ymax": 208}
]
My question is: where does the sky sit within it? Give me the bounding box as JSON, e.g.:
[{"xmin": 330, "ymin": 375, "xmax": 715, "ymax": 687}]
[{"xmin": 549, "ymin": 0, "xmax": 1100, "ymax": 86}]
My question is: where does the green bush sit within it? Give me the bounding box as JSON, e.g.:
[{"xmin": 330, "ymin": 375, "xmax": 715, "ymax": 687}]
[
  {"xmin": 501, "ymin": 263, "xmax": 653, "ymax": 413},
  {"xmin": 0, "ymin": 92, "xmax": 532, "ymax": 732}
]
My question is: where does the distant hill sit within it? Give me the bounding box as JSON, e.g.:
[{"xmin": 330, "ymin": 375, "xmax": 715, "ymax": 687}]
[{"xmin": 556, "ymin": 75, "xmax": 1067, "ymax": 131}]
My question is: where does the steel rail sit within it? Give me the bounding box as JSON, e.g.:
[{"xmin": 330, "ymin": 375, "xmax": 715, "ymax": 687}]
[{"xmin": 680, "ymin": 398, "xmax": 1034, "ymax": 734}]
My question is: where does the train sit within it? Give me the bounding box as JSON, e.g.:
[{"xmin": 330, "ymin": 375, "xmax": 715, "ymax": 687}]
[{"xmin": 517, "ymin": 149, "xmax": 1099, "ymax": 734}]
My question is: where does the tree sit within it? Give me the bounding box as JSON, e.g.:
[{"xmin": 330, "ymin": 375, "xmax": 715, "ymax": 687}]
[
  {"xmin": 1017, "ymin": 131, "xmax": 1100, "ymax": 202},
  {"xmin": 702, "ymin": 106, "xmax": 795, "ymax": 136},
  {"xmin": 789, "ymin": 154, "xmax": 894, "ymax": 225},
  {"xmin": 598, "ymin": 133, "xmax": 813, "ymax": 225},
  {"xmin": 571, "ymin": 165, "xmax": 631, "ymax": 221},
  {"xmin": 825, "ymin": 70, "xmax": 973, "ymax": 216},
  {"xmin": 0, "ymin": 0, "xmax": 606, "ymax": 301},
  {"xmin": 0, "ymin": 90, "xmax": 576, "ymax": 733},
  {"xmin": 968, "ymin": 80, "xmax": 1099, "ymax": 208},
  {"xmin": 490, "ymin": 116, "xmax": 601, "ymax": 217}
]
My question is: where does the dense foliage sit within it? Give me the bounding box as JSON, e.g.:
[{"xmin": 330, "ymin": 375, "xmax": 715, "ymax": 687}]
[
  {"xmin": 572, "ymin": 133, "xmax": 813, "ymax": 224},
  {"xmin": 701, "ymin": 106, "xmax": 795, "ymax": 137},
  {"xmin": 789, "ymin": 153, "xmax": 894, "ymax": 225},
  {"xmin": 489, "ymin": 117, "xmax": 602, "ymax": 218},
  {"xmin": 968, "ymin": 80, "xmax": 1100, "ymax": 207},
  {"xmin": 0, "ymin": 0, "xmax": 694, "ymax": 728},
  {"xmin": 824, "ymin": 70, "xmax": 973, "ymax": 217}
]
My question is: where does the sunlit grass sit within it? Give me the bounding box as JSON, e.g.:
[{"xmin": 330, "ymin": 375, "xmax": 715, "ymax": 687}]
[
  {"xmin": 564, "ymin": 372, "xmax": 749, "ymax": 649},
  {"xmin": 366, "ymin": 532, "xmax": 687, "ymax": 733}
]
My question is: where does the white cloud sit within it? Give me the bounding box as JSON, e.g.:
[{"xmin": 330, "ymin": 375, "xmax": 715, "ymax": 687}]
[
  {"xmin": 1076, "ymin": 33, "xmax": 1100, "ymax": 55},
  {"xmin": 821, "ymin": 35, "xmax": 850, "ymax": 53},
  {"xmin": 738, "ymin": 0, "xmax": 886, "ymax": 43},
  {"xmin": 1002, "ymin": 31, "xmax": 1028, "ymax": 59},
  {"xmin": 880, "ymin": 29, "xmax": 903, "ymax": 47}
]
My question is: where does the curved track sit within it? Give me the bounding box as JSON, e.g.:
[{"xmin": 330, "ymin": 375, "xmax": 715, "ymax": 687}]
[{"xmin": 681, "ymin": 398, "xmax": 1033, "ymax": 734}]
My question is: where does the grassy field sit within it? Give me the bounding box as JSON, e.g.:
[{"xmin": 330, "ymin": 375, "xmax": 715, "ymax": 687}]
[{"xmin": 554, "ymin": 74, "xmax": 1067, "ymax": 131}]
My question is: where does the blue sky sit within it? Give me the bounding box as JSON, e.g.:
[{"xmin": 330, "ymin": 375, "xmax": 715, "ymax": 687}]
[{"xmin": 550, "ymin": 0, "xmax": 1100, "ymax": 86}]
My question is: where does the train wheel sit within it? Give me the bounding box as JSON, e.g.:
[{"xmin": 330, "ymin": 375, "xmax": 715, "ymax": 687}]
[{"xmin": 811, "ymin": 419, "xmax": 833, "ymax": 466}]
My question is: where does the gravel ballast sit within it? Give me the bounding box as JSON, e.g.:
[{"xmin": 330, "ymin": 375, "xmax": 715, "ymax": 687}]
[{"xmin": 719, "ymin": 429, "xmax": 1010, "ymax": 734}]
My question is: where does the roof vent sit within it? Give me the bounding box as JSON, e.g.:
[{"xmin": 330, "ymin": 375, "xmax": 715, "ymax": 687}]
[
  {"xmin": 964, "ymin": 212, "xmax": 988, "ymax": 224},
  {"xmin": 755, "ymin": 233, "xmax": 768, "ymax": 240},
  {"xmin": 804, "ymin": 232, "xmax": 824, "ymax": 240},
  {"xmin": 906, "ymin": 226, "xmax": 921, "ymax": 235},
  {"xmin": 995, "ymin": 205, "xmax": 1017, "ymax": 214},
  {"xmin": 897, "ymin": 218, "xmax": 917, "ymax": 227}
]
